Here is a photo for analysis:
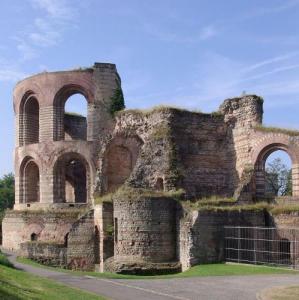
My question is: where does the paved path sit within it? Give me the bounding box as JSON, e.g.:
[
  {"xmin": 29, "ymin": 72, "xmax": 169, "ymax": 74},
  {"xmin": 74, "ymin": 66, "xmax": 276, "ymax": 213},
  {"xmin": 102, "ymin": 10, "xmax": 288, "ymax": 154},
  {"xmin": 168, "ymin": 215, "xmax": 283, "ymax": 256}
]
[{"xmin": 3, "ymin": 250, "xmax": 299, "ymax": 300}]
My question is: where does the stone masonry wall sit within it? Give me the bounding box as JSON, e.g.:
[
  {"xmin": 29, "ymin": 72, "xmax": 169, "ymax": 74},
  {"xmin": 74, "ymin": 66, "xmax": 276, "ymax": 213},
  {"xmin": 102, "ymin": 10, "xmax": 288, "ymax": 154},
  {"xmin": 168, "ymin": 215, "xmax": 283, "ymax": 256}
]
[
  {"xmin": 67, "ymin": 210, "xmax": 95, "ymax": 271},
  {"xmin": 178, "ymin": 209, "xmax": 265, "ymax": 270},
  {"xmin": 113, "ymin": 194, "xmax": 178, "ymax": 263},
  {"xmin": 20, "ymin": 242, "xmax": 67, "ymax": 267},
  {"xmin": 2, "ymin": 209, "xmax": 85, "ymax": 251},
  {"xmin": 64, "ymin": 114, "xmax": 87, "ymax": 140}
]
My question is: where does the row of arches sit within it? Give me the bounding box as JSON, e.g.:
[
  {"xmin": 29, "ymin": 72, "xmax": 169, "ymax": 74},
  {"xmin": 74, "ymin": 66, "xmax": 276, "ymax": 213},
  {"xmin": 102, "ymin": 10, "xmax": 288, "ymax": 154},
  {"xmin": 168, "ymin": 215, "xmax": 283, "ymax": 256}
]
[
  {"xmin": 19, "ymin": 88, "xmax": 88, "ymax": 146},
  {"xmin": 18, "ymin": 135, "xmax": 143, "ymax": 204},
  {"xmin": 20, "ymin": 153, "xmax": 89, "ymax": 204}
]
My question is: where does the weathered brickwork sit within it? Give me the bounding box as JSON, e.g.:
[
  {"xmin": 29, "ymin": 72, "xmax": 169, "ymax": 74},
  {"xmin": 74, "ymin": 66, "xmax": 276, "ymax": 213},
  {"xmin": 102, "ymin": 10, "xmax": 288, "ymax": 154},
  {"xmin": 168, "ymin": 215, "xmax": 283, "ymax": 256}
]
[{"xmin": 3, "ymin": 63, "xmax": 299, "ymax": 274}]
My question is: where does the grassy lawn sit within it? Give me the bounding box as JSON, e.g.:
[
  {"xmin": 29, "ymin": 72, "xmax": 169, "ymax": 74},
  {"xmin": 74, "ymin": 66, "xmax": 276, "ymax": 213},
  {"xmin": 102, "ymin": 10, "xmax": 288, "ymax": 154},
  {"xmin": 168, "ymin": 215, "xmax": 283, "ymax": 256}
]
[
  {"xmin": 17, "ymin": 257, "xmax": 299, "ymax": 280},
  {"xmin": 259, "ymin": 285, "xmax": 299, "ymax": 300},
  {"xmin": 0, "ymin": 252, "xmax": 106, "ymax": 300}
]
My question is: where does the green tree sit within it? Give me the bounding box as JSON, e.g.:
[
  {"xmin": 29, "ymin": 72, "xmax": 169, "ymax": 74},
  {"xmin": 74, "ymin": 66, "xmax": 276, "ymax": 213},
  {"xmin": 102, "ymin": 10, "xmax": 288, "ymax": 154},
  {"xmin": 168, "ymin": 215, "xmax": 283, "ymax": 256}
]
[
  {"xmin": 0, "ymin": 173, "xmax": 15, "ymax": 220},
  {"xmin": 265, "ymin": 158, "xmax": 291, "ymax": 196}
]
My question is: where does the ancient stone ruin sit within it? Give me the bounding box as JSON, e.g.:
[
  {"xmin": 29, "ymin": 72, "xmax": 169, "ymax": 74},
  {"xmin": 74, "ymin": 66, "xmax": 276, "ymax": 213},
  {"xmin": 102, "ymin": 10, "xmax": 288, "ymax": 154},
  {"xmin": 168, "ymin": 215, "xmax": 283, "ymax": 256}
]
[{"xmin": 3, "ymin": 62, "xmax": 299, "ymax": 273}]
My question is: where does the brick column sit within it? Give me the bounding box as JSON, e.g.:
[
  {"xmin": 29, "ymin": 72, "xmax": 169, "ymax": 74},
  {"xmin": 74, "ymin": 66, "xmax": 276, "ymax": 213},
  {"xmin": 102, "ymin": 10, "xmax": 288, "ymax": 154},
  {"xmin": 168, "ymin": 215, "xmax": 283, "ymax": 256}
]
[
  {"xmin": 292, "ymin": 164, "xmax": 299, "ymax": 197},
  {"xmin": 255, "ymin": 163, "xmax": 265, "ymax": 199},
  {"xmin": 40, "ymin": 106, "xmax": 55, "ymax": 142}
]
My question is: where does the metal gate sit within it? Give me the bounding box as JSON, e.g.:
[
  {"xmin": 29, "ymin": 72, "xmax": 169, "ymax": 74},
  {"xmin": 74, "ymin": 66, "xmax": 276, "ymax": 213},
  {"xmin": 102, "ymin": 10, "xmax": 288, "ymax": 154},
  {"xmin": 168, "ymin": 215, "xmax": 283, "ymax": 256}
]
[{"xmin": 224, "ymin": 226, "xmax": 299, "ymax": 269}]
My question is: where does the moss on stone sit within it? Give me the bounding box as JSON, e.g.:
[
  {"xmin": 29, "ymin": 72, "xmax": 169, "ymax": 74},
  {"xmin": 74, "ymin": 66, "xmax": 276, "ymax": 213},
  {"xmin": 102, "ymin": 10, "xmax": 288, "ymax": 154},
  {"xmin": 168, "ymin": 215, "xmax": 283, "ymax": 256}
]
[
  {"xmin": 116, "ymin": 105, "xmax": 203, "ymax": 117},
  {"xmin": 94, "ymin": 193, "xmax": 113, "ymax": 205},
  {"xmin": 255, "ymin": 125, "xmax": 299, "ymax": 136},
  {"xmin": 183, "ymin": 202, "xmax": 269, "ymax": 212},
  {"xmin": 114, "ymin": 185, "xmax": 185, "ymax": 201},
  {"xmin": 150, "ymin": 124, "xmax": 171, "ymax": 141}
]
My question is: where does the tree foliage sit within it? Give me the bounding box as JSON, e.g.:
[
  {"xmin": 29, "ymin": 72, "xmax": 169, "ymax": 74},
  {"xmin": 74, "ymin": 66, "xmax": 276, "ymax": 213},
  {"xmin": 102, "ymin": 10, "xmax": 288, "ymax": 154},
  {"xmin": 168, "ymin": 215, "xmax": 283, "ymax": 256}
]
[
  {"xmin": 0, "ymin": 173, "xmax": 15, "ymax": 220},
  {"xmin": 109, "ymin": 79, "xmax": 125, "ymax": 116},
  {"xmin": 265, "ymin": 158, "xmax": 292, "ymax": 196}
]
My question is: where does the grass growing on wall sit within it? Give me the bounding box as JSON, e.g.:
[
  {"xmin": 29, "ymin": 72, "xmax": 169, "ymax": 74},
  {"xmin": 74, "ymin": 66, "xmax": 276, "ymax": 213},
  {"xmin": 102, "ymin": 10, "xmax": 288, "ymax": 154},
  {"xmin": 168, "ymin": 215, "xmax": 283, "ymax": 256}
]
[{"xmin": 255, "ymin": 125, "xmax": 299, "ymax": 136}]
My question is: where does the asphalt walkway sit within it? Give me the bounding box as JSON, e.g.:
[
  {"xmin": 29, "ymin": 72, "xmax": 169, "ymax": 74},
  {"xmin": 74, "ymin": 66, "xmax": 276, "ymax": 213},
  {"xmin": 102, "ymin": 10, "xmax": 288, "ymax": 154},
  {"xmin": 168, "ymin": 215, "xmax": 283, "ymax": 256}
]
[{"xmin": 3, "ymin": 251, "xmax": 299, "ymax": 300}]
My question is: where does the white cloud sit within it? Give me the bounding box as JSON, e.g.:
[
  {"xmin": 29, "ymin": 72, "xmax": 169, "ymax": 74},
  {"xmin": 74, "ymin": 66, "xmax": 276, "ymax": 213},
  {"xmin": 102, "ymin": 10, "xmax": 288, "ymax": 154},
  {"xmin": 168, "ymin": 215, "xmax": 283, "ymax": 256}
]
[{"xmin": 30, "ymin": 0, "xmax": 75, "ymax": 21}]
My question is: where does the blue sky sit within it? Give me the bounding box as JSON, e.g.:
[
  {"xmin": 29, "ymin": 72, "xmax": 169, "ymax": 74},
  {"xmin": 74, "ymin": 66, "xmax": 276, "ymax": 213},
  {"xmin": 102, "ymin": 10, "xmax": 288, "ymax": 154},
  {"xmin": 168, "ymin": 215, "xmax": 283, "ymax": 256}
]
[{"xmin": 1, "ymin": 0, "xmax": 299, "ymax": 176}]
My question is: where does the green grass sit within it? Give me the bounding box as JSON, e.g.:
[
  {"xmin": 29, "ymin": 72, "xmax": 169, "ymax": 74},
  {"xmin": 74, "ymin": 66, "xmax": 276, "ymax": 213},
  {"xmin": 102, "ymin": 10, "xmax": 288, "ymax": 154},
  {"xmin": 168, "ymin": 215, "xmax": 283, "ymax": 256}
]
[
  {"xmin": 0, "ymin": 264, "xmax": 106, "ymax": 300},
  {"xmin": 0, "ymin": 251, "xmax": 106, "ymax": 300},
  {"xmin": 17, "ymin": 257, "xmax": 298, "ymax": 280},
  {"xmin": 255, "ymin": 125, "xmax": 299, "ymax": 136}
]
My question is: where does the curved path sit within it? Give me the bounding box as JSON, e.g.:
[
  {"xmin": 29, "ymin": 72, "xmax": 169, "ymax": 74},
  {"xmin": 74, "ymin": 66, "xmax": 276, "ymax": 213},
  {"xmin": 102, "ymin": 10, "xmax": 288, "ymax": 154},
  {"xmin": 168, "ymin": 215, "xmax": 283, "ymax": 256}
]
[{"xmin": 3, "ymin": 250, "xmax": 299, "ymax": 300}]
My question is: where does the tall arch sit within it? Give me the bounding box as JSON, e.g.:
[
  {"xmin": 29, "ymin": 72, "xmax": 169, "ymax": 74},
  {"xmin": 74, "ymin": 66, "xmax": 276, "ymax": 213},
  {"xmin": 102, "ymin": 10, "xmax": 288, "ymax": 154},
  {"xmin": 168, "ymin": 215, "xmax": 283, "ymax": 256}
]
[
  {"xmin": 53, "ymin": 84, "xmax": 91, "ymax": 141},
  {"xmin": 102, "ymin": 135, "xmax": 143, "ymax": 193},
  {"xmin": 253, "ymin": 143, "xmax": 296, "ymax": 199},
  {"xmin": 19, "ymin": 93, "xmax": 39, "ymax": 145},
  {"xmin": 20, "ymin": 157, "xmax": 40, "ymax": 203},
  {"xmin": 53, "ymin": 152, "xmax": 91, "ymax": 203}
]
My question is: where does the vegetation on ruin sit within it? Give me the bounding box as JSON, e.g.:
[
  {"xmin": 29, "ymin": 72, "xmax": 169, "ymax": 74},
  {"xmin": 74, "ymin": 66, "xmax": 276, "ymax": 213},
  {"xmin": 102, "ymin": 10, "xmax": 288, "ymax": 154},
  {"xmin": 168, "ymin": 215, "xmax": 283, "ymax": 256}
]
[
  {"xmin": 17, "ymin": 256, "xmax": 298, "ymax": 280},
  {"xmin": 94, "ymin": 192, "xmax": 114, "ymax": 205},
  {"xmin": 109, "ymin": 79, "xmax": 125, "ymax": 115},
  {"xmin": 0, "ymin": 173, "xmax": 14, "ymax": 223},
  {"xmin": 116, "ymin": 104, "xmax": 205, "ymax": 117},
  {"xmin": 255, "ymin": 125, "xmax": 299, "ymax": 136},
  {"xmin": 0, "ymin": 251, "xmax": 106, "ymax": 300},
  {"xmin": 114, "ymin": 185, "xmax": 185, "ymax": 200},
  {"xmin": 182, "ymin": 201, "xmax": 269, "ymax": 213}
]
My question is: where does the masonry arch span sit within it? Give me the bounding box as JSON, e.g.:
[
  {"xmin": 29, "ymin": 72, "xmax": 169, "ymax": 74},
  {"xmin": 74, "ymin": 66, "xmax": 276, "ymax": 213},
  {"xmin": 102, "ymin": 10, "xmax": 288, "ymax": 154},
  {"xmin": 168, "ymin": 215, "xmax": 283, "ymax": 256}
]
[
  {"xmin": 20, "ymin": 156, "xmax": 40, "ymax": 203},
  {"xmin": 53, "ymin": 152, "xmax": 92, "ymax": 203},
  {"xmin": 19, "ymin": 92, "xmax": 40, "ymax": 145},
  {"xmin": 102, "ymin": 135, "xmax": 143, "ymax": 194},
  {"xmin": 253, "ymin": 143, "xmax": 298, "ymax": 198},
  {"xmin": 53, "ymin": 84, "xmax": 92, "ymax": 141}
]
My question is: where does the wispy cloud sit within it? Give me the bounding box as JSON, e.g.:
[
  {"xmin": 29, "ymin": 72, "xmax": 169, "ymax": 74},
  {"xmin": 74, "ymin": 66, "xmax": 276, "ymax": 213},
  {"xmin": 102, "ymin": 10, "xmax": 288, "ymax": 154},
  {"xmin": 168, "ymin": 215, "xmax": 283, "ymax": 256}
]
[{"xmin": 15, "ymin": 0, "xmax": 76, "ymax": 60}]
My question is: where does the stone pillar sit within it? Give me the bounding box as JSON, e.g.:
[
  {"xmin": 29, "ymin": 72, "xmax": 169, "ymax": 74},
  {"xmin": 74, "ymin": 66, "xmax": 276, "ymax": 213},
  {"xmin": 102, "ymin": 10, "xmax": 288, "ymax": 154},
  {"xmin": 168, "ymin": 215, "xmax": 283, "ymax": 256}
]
[
  {"xmin": 255, "ymin": 163, "xmax": 265, "ymax": 199},
  {"xmin": 94, "ymin": 202, "xmax": 114, "ymax": 272},
  {"xmin": 292, "ymin": 164, "xmax": 299, "ymax": 197},
  {"xmin": 40, "ymin": 106, "xmax": 55, "ymax": 142}
]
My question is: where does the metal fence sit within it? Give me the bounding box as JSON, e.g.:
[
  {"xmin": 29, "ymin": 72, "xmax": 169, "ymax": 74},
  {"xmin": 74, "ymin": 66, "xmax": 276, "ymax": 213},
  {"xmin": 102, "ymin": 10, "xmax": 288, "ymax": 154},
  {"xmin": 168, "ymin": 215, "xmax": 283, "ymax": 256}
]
[{"xmin": 224, "ymin": 226, "xmax": 299, "ymax": 269}]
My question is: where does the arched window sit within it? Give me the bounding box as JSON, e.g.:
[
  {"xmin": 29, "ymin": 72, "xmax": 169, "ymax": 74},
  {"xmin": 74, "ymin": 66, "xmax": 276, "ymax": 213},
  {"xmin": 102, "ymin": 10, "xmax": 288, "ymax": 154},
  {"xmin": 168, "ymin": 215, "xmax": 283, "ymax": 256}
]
[
  {"xmin": 103, "ymin": 136, "xmax": 143, "ymax": 194},
  {"xmin": 20, "ymin": 95, "xmax": 39, "ymax": 145},
  {"xmin": 254, "ymin": 146, "xmax": 292, "ymax": 200},
  {"xmin": 64, "ymin": 94, "xmax": 87, "ymax": 140},
  {"xmin": 31, "ymin": 233, "xmax": 37, "ymax": 241},
  {"xmin": 155, "ymin": 177, "xmax": 164, "ymax": 191},
  {"xmin": 54, "ymin": 153, "xmax": 89, "ymax": 203},
  {"xmin": 20, "ymin": 158, "xmax": 40, "ymax": 203},
  {"xmin": 106, "ymin": 146, "xmax": 132, "ymax": 193},
  {"xmin": 54, "ymin": 86, "xmax": 89, "ymax": 141},
  {"xmin": 265, "ymin": 150, "xmax": 292, "ymax": 197}
]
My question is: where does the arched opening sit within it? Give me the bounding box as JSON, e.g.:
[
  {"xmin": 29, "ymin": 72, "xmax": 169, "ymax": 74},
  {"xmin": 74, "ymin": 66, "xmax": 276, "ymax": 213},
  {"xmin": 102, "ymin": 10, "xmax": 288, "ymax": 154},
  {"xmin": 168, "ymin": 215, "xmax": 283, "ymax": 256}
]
[
  {"xmin": 265, "ymin": 150, "xmax": 292, "ymax": 198},
  {"xmin": 254, "ymin": 145, "xmax": 293, "ymax": 200},
  {"xmin": 20, "ymin": 158, "xmax": 40, "ymax": 203},
  {"xmin": 102, "ymin": 135, "xmax": 143, "ymax": 194},
  {"xmin": 20, "ymin": 95, "xmax": 39, "ymax": 145},
  {"xmin": 64, "ymin": 233, "xmax": 69, "ymax": 247},
  {"xmin": 155, "ymin": 177, "xmax": 164, "ymax": 191},
  {"xmin": 31, "ymin": 233, "xmax": 37, "ymax": 241},
  {"xmin": 54, "ymin": 86, "xmax": 89, "ymax": 141},
  {"xmin": 54, "ymin": 153, "xmax": 90, "ymax": 203},
  {"xmin": 106, "ymin": 145, "xmax": 132, "ymax": 193}
]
